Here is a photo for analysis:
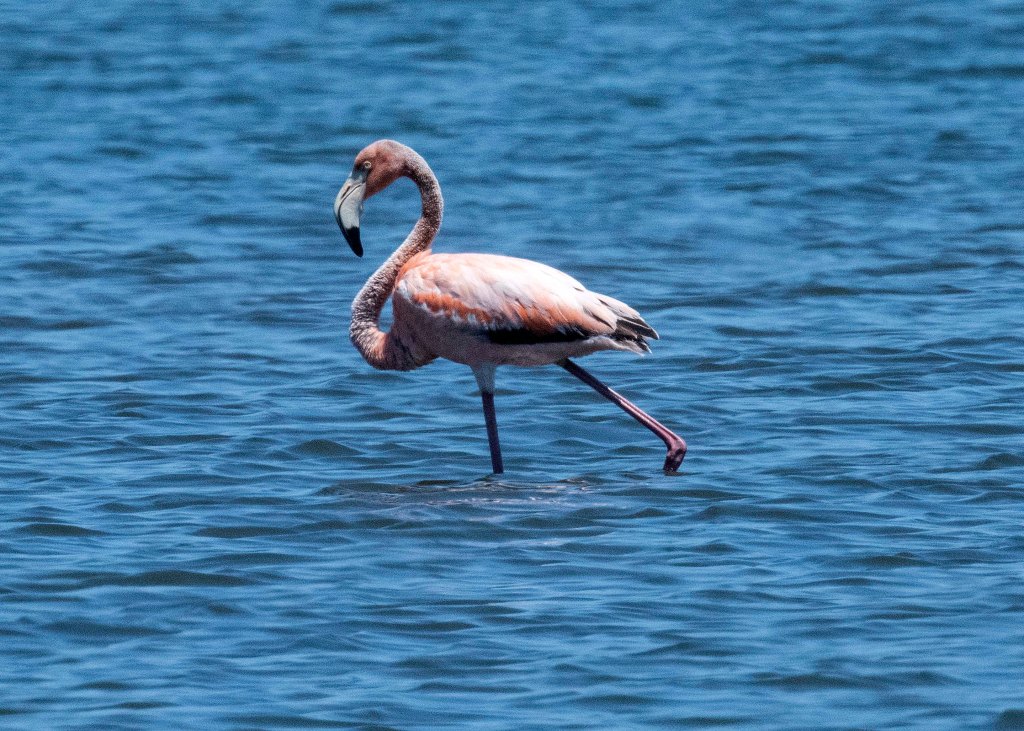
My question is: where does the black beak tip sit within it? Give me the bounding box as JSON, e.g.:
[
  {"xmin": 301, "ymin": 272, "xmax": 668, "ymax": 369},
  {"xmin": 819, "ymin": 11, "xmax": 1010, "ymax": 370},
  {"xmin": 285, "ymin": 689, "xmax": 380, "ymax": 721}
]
[{"xmin": 343, "ymin": 225, "xmax": 363, "ymax": 257}]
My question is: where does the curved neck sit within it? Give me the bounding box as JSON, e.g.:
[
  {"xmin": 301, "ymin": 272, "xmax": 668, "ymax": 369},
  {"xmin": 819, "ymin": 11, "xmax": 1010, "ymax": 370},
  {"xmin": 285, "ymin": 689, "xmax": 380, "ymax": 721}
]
[{"xmin": 350, "ymin": 153, "xmax": 442, "ymax": 370}]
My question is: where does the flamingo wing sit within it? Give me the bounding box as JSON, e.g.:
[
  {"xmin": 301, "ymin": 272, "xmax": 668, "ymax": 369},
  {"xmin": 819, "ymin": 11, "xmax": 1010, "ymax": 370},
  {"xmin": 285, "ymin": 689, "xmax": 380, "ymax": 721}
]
[{"xmin": 395, "ymin": 253, "xmax": 658, "ymax": 351}]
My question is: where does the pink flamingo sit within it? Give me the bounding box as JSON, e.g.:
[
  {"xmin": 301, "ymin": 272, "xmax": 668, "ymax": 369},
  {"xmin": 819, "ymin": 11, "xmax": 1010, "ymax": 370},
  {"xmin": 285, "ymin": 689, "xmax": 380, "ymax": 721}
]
[{"xmin": 334, "ymin": 140, "xmax": 686, "ymax": 474}]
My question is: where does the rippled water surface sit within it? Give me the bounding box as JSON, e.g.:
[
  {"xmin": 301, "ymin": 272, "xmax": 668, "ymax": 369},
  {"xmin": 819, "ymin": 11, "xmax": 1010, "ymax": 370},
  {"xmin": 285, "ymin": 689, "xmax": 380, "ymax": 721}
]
[{"xmin": 3, "ymin": 1, "xmax": 1024, "ymax": 729}]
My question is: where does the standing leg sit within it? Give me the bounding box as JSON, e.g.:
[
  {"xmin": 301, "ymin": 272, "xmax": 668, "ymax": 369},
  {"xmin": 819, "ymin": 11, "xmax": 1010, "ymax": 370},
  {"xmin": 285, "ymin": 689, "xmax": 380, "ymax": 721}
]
[
  {"xmin": 480, "ymin": 390, "xmax": 504, "ymax": 475},
  {"xmin": 473, "ymin": 364, "xmax": 503, "ymax": 474},
  {"xmin": 559, "ymin": 359, "xmax": 686, "ymax": 472}
]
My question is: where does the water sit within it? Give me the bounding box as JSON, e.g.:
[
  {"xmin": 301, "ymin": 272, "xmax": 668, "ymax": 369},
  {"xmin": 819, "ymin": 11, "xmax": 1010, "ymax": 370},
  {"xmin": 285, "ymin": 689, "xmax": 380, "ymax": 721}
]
[{"xmin": 2, "ymin": 1, "xmax": 1024, "ymax": 728}]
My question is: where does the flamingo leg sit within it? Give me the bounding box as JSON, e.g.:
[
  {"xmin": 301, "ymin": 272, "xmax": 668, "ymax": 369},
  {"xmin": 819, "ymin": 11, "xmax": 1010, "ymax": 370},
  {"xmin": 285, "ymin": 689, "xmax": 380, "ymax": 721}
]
[
  {"xmin": 559, "ymin": 358, "xmax": 686, "ymax": 472},
  {"xmin": 480, "ymin": 390, "xmax": 504, "ymax": 474}
]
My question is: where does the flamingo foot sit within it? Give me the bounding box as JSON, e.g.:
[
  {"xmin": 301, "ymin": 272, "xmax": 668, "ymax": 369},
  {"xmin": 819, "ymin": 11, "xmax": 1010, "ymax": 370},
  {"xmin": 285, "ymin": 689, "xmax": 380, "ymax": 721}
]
[{"xmin": 663, "ymin": 438, "xmax": 687, "ymax": 473}]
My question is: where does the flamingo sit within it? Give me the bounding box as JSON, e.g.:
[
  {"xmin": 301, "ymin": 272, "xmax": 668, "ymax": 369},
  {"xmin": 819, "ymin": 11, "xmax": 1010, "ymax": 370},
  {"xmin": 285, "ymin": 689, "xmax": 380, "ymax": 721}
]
[{"xmin": 333, "ymin": 139, "xmax": 686, "ymax": 474}]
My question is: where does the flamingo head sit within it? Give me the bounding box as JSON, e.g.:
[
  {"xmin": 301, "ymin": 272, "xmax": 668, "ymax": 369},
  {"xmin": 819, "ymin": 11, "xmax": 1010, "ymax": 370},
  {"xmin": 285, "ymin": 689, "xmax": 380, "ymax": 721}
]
[{"xmin": 334, "ymin": 140, "xmax": 409, "ymax": 257}]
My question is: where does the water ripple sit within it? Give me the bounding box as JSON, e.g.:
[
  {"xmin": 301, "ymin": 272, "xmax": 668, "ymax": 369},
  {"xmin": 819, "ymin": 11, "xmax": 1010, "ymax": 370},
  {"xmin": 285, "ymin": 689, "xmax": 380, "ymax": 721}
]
[{"xmin": 2, "ymin": 0, "xmax": 1023, "ymax": 728}]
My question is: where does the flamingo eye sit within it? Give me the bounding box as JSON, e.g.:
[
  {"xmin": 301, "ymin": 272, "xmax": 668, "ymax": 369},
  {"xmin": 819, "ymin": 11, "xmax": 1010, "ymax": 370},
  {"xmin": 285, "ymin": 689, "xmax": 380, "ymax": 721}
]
[{"xmin": 362, "ymin": 161, "xmax": 372, "ymax": 171}]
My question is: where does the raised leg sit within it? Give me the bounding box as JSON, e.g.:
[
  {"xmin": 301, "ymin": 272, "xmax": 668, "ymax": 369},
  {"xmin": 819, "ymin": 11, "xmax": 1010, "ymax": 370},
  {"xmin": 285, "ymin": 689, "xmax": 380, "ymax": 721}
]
[
  {"xmin": 480, "ymin": 390, "xmax": 504, "ymax": 474},
  {"xmin": 559, "ymin": 358, "xmax": 686, "ymax": 472}
]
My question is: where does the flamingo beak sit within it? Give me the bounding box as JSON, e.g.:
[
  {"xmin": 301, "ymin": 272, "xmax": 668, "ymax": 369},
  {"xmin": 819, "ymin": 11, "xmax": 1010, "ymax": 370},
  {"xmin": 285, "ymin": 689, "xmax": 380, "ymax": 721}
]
[{"xmin": 334, "ymin": 167, "xmax": 367, "ymax": 257}]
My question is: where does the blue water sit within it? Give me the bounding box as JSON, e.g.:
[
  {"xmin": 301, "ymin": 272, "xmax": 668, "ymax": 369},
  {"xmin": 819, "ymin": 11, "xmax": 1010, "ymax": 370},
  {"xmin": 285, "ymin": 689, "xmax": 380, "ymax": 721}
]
[{"xmin": 3, "ymin": 1, "xmax": 1024, "ymax": 728}]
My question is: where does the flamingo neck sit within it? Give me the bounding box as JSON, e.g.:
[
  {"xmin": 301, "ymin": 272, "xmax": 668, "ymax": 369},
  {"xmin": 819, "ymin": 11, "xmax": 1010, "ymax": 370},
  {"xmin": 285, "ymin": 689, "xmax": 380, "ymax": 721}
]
[{"xmin": 349, "ymin": 153, "xmax": 443, "ymax": 370}]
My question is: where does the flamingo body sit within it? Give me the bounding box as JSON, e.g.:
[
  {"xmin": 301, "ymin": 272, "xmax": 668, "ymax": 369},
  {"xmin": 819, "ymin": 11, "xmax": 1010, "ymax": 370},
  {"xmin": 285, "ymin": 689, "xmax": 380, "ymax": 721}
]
[
  {"xmin": 333, "ymin": 139, "xmax": 686, "ymax": 473},
  {"xmin": 392, "ymin": 252, "xmax": 657, "ymax": 368}
]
